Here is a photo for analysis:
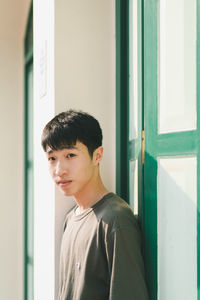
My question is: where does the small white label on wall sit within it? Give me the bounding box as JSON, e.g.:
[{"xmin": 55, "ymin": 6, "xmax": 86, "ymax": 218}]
[{"xmin": 39, "ymin": 40, "xmax": 47, "ymax": 99}]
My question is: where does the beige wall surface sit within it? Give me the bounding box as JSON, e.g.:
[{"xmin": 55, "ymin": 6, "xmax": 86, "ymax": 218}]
[
  {"xmin": 0, "ymin": 0, "xmax": 31, "ymax": 39},
  {"xmin": 54, "ymin": 0, "xmax": 116, "ymax": 297},
  {"xmin": 0, "ymin": 0, "xmax": 31, "ymax": 299},
  {"xmin": 0, "ymin": 39, "xmax": 24, "ymax": 300}
]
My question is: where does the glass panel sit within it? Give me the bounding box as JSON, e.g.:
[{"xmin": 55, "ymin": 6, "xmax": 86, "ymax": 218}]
[
  {"xmin": 129, "ymin": 0, "xmax": 138, "ymax": 140},
  {"xmin": 158, "ymin": 0, "xmax": 197, "ymax": 133},
  {"xmin": 129, "ymin": 159, "xmax": 138, "ymax": 215},
  {"xmin": 157, "ymin": 156, "xmax": 197, "ymax": 300}
]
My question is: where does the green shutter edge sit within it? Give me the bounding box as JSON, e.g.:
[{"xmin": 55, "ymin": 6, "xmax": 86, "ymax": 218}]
[
  {"xmin": 115, "ymin": 0, "xmax": 129, "ymax": 201},
  {"xmin": 143, "ymin": 0, "xmax": 158, "ymax": 298},
  {"xmin": 24, "ymin": 2, "xmax": 33, "ymax": 300},
  {"xmin": 197, "ymin": 0, "xmax": 200, "ymax": 298},
  {"xmin": 144, "ymin": 0, "xmax": 200, "ymax": 299}
]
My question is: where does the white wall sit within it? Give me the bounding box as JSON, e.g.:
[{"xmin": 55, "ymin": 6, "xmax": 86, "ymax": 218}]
[
  {"xmin": 33, "ymin": 0, "xmax": 55, "ymax": 299},
  {"xmin": 54, "ymin": 0, "xmax": 116, "ymax": 297},
  {"xmin": 54, "ymin": 0, "xmax": 116, "ymax": 192},
  {"xmin": 33, "ymin": 1, "xmax": 115, "ymax": 298},
  {"xmin": 0, "ymin": 1, "xmax": 115, "ymax": 299},
  {"xmin": 0, "ymin": 0, "xmax": 31, "ymax": 299}
]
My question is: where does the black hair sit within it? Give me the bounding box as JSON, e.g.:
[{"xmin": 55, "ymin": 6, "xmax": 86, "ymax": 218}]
[{"xmin": 41, "ymin": 109, "xmax": 103, "ymax": 157}]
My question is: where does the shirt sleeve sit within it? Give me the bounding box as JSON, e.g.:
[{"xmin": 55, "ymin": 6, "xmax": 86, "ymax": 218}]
[{"xmin": 105, "ymin": 223, "xmax": 149, "ymax": 300}]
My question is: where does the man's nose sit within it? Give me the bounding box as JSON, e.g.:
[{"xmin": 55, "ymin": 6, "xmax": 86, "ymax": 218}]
[{"xmin": 55, "ymin": 161, "xmax": 67, "ymax": 176}]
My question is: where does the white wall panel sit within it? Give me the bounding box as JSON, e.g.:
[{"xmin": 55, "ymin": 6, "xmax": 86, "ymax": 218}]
[
  {"xmin": 129, "ymin": 159, "xmax": 138, "ymax": 215},
  {"xmin": 158, "ymin": 0, "xmax": 197, "ymax": 133},
  {"xmin": 34, "ymin": 0, "xmax": 55, "ymax": 299},
  {"xmin": 157, "ymin": 156, "xmax": 197, "ymax": 300},
  {"xmin": 129, "ymin": 0, "xmax": 138, "ymax": 140}
]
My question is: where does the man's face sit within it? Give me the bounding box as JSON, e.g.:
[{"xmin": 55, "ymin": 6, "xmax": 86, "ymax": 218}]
[{"xmin": 46, "ymin": 141, "xmax": 101, "ymax": 197}]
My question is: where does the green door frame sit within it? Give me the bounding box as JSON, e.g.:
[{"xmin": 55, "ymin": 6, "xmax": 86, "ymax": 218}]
[
  {"xmin": 143, "ymin": 1, "xmax": 200, "ymax": 299},
  {"xmin": 116, "ymin": 0, "xmax": 144, "ymax": 224},
  {"xmin": 116, "ymin": 0, "xmax": 129, "ymax": 202},
  {"xmin": 116, "ymin": 0, "xmax": 200, "ymax": 299},
  {"xmin": 116, "ymin": 0, "xmax": 144, "ymax": 215},
  {"xmin": 24, "ymin": 3, "xmax": 34, "ymax": 300}
]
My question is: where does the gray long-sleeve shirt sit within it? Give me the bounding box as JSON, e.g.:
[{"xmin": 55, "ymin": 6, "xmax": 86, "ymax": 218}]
[{"xmin": 58, "ymin": 192, "xmax": 149, "ymax": 300}]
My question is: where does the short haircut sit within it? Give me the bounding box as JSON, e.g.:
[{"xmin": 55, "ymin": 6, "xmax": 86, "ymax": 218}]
[{"xmin": 41, "ymin": 109, "xmax": 103, "ymax": 157}]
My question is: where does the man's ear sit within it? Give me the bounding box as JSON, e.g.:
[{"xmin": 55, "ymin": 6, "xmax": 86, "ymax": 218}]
[{"xmin": 93, "ymin": 146, "xmax": 103, "ymax": 166}]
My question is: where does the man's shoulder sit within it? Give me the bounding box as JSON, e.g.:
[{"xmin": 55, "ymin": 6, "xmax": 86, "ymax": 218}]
[
  {"xmin": 94, "ymin": 193, "xmax": 138, "ymax": 230},
  {"xmin": 95, "ymin": 192, "xmax": 133, "ymax": 215}
]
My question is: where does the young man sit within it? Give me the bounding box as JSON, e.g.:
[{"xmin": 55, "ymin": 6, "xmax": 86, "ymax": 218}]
[{"xmin": 41, "ymin": 110, "xmax": 149, "ymax": 300}]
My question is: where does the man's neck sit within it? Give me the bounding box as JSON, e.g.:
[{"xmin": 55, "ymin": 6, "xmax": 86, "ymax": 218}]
[{"xmin": 74, "ymin": 178, "xmax": 109, "ymax": 214}]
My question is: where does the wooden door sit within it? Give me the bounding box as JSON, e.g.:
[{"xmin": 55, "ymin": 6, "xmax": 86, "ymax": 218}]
[{"xmin": 143, "ymin": 1, "xmax": 200, "ymax": 299}]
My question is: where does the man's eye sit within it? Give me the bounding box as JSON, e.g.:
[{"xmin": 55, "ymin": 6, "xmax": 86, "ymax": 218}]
[
  {"xmin": 67, "ymin": 153, "xmax": 75, "ymax": 158},
  {"xmin": 48, "ymin": 157, "xmax": 55, "ymax": 161}
]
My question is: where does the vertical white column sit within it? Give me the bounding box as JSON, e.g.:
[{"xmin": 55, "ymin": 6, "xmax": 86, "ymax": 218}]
[{"xmin": 33, "ymin": 0, "xmax": 55, "ymax": 299}]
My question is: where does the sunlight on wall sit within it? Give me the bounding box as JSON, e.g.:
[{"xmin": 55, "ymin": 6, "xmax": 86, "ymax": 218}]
[{"xmin": 34, "ymin": 0, "xmax": 55, "ymax": 299}]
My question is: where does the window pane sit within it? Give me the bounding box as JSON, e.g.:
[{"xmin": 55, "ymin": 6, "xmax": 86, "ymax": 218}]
[
  {"xmin": 129, "ymin": 159, "xmax": 138, "ymax": 215},
  {"xmin": 158, "ymin": 0, "xmax": 197, "ymax": 133},
  {"xmin": 157, "ymin": 156, "xmax": 197, "ymax": 299},
  {"xmin": 129, "ymin": 0, "xmax": 138, "ymax": 140}
]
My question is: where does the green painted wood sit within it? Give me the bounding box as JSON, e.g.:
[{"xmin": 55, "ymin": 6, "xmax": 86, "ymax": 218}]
[
  {"xmin": 25, "ymin": 46, "xmax": 33, "ymax": 65},
  {"xmin": 24, "ymin": 60, "xmax": 34, "ymax": 300},
  {"xmin": 143, "ymin": 1, "xmax": 158, "ymax": 297},
  {"xmin": 25, "ymin": 4, "xmax": 33, "ymax": 55},
  {"xmin": 24, "ymin": 2, "xmax": 33, "ymax": 300},
  {"xmin": 197, "ymin": 1, "xmax": 200, "ymax": 298},
  {"xmin": 154, "ymin": 131, "xmax": 199, "ymax": 156},
  {"xmin": 116, "ymin": 0, "xmax": 129, "ymax": 201}
]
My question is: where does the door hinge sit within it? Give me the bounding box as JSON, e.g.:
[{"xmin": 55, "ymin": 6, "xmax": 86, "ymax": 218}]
[{"xmin": 142, "ymin": 130, "xmax": 145, "ymax": 164}]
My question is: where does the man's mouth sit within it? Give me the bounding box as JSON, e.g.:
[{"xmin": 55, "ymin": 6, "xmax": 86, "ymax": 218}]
[{"xmin": 57, "ymin": 180, "xmax": 72, "ymax": 187}]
